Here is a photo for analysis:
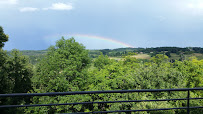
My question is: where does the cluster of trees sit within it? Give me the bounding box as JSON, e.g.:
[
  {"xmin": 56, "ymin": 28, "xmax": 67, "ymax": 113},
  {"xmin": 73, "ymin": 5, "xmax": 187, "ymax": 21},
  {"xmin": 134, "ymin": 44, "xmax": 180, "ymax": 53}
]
[
  {"xmin": 0, "ymin": 26, "xmax": 203, "ymax": 113},
  {"xmin": 0, "ymin": 26, "xmax": 33, "ymax": 113},
  {"xmin": 192, "ymin": 47, "xmax": 203, "ymax": 53}
]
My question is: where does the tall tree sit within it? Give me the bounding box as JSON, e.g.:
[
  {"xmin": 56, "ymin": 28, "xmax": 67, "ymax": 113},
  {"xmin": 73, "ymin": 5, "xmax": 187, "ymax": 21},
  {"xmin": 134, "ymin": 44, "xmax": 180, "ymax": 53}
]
[
  {"xmin": 27, "ymin": 37, "xmax": 90, "ymax": 113},
  {"xmin": 0, "ymin": 26, "xmax": 11, "ymax": 95},
  {"xmin": 33, "ymin": 37, "xmax": 90, "ymax": 92},
  {"xmin": 0, "ymin": 26, "xmax": 33, "ymax": 113},
  {"xmin": 0, "ymin": 26, "xmax": 9, "ymax": 92}
]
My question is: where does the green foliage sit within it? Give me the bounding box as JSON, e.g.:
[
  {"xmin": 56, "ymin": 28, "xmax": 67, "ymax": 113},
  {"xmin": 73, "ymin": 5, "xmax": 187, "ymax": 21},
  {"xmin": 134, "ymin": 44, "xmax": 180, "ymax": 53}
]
[
  {"xmin": 0, "ymin": 26, "xmax": 9, "ymax": 48},
  {"xmin": 151, "ymin": 54, "xmax": 169, "ymax": 64},
  {"xmin": 6, "ymin": 50, "xmax": 47, "ymax": 65},
  {"xmin": 35, "ymin": 37, "xmax": 90, "ymax": 91},
  {"xmin": 25, "ymin": 48, "xmax": 203, "ymax": 113},
  {"xmin": 27, "ymin": 37, "xmax": 91, "ymax": 113},
  {"xmin": 0, "ymin": 49, "xmax": 33, "ymax": 113},
  {"xmin": 0, "ymin": 50, "xmax": 11, "ymax": 94},
  {"xmin": 94, "ymin": 53, "xmax": 113, "ymax": 70},
  {"xmin": 127, "ymin": 52, "xmax": 137, "ymax": 55}
]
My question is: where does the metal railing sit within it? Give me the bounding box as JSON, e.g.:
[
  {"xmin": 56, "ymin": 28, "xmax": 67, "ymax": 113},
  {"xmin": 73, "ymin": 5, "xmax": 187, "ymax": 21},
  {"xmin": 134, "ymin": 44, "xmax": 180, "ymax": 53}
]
[{"xmin": 0, "ymin": 88, "xmax": 203, "ymax": 113}]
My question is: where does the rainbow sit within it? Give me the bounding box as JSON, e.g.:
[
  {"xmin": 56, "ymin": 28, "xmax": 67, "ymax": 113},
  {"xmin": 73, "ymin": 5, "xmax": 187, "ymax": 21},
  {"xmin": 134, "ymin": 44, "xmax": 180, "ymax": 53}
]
[
  {"xmin": 71, "ymin": 34, "xmax": 134, "ymax": 48},
  {"xmin": 45, "ymin": 34, "xmax": 135, "ymax": 48}
]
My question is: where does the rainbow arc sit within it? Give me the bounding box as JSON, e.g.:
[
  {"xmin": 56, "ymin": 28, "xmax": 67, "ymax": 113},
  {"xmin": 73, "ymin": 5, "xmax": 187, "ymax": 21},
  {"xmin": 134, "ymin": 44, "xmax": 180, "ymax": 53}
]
[{"xmin": 44, "ymin": 34, "xmax": 134, "ymax": 48}]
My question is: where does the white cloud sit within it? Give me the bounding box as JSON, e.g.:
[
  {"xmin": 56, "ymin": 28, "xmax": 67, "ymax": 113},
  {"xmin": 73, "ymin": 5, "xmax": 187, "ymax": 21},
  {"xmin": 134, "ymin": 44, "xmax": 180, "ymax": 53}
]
[
  {"xmin": 43, "ymin": 3, "xmax": 73, "ymax": 11},
  {"xmin": 19, "ymin": 7, "xmax": 39, "ymax": 12},
  {"xmin": 0, "ymin": 0, "xmax": 17, "ymax": 4}
]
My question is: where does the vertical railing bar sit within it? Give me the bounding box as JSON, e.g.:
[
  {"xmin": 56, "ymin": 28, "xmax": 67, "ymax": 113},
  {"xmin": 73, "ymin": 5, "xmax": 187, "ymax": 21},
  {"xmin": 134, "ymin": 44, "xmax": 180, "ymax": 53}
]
[
  {"xmin": 91, "ymin": 101, "xmax": 93, "ymax": 114},
  {"xmin": 92, "ymin": 94, "xmax": 94, "ymax": 114},
  {"xmin": 187, "ymin": 90, "xmax": 190, "ymax": 114}
]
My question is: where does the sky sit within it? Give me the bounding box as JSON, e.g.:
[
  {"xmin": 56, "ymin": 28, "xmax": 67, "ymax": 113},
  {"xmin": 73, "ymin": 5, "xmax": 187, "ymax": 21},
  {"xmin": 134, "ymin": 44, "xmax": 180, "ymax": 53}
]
[{"xmin": 1, "ymin": 0, "xmax": 203, "ymax": 50}]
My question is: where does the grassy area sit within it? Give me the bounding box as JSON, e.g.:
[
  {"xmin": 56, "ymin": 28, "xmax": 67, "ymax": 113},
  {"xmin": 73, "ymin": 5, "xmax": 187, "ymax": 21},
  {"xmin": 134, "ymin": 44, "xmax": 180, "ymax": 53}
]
[
  {"xmin": 109, "ymin": 57, "xmax": 122, "ymax": 61},
  {"xmin": 185, "ymin": 53, "xmax": 203, "ymax": 60},
  {"xmin": 109, "ymin": 54, "xmax": 151, "ymax": 61},
  {"xmin": 170, "ymin": 53, "xmax": 203, "ymax": 60},
  {"xmin": 130, "ymin": 54, "xmax": 151, "ymax": 59}
]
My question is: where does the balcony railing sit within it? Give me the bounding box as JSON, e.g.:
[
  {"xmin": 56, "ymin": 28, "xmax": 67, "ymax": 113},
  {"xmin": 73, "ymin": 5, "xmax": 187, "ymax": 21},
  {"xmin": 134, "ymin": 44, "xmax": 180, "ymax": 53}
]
[{"xmin": 0, "ymin": 88, "xmax": 203, "ymax": 113}]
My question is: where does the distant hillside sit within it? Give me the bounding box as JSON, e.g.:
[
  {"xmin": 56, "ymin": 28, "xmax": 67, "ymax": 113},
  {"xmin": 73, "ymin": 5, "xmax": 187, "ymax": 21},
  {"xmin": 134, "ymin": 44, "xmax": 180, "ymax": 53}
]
[
  {"xmin": 7, "ymin": 50, "xmax": 47, "ymax": 65},
  {"xmin": 6, "ymin": 47, "xmax": 203, "ymax": 64}
]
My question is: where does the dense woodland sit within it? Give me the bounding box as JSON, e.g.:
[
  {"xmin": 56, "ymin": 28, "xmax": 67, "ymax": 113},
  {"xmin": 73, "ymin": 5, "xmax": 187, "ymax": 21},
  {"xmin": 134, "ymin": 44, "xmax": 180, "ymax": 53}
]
[{"xmin": 0, "ymin": 26, "xmax": 203, "ymax": 113}]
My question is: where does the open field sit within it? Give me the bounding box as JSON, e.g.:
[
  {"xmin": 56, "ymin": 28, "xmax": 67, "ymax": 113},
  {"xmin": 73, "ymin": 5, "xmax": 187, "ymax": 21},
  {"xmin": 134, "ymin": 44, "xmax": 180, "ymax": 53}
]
[
  {"xmin": 170, "ymin": 53, "xmax": 203, "ymax": 60},
  {"xmin": 109, "ymin": 54, "xmax": 151, "ymax": 61},
  {"xmin": 109, "ymin": 57, "xmax": 122, "ymax": 61},
  {"xmin": 188, "ymin": 53, "xmax": 203, "ymax": 60},
  {"xmin": 130, "ymin": 54, "xmax": 151, "ymax": 59}
]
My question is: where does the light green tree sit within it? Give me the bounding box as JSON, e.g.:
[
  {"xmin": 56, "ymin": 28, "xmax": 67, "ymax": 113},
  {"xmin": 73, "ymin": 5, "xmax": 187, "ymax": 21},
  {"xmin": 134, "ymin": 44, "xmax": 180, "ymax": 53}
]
[
  {"xmin": 94, "ymin": 53, "xmax": 112, "ymax": 70},
  {"xmin": 151, "ymin": 54, "xmax": 169, "ymax": 64},
  {"xmin": 27, "ymin": 37, "xmax": 90, "ymax": 113}
]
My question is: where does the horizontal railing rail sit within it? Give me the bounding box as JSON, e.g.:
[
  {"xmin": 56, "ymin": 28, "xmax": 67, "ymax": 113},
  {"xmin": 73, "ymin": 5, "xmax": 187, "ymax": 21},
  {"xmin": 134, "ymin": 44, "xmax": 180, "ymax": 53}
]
[{"xmin": 0, "ymin": 88, "xmax": 203, "ymax": 114}]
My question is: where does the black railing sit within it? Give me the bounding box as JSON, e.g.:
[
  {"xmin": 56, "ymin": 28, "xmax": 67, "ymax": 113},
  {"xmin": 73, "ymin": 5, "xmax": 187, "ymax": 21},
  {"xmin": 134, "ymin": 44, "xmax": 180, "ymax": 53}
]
[{"xmin": 0, "ymin": 88, "xmax": 203, "ymax": 113}]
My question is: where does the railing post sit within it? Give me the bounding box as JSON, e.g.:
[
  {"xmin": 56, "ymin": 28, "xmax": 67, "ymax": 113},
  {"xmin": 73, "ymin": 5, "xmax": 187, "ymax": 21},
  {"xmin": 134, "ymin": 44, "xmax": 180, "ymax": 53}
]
[
  {"xmin": 92, "ymin": 101, "xmax": 94, "ymax": 114},
  {"xmin": 92, "ymin": 97, "xmax": 94, "ymax": 114},
  {"xmin": 187, "ymin": 90, "xmax": 190, "ymax": 114}
]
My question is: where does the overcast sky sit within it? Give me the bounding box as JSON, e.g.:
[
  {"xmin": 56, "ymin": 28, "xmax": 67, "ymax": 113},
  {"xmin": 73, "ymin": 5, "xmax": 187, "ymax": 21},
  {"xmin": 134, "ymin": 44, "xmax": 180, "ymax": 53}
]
[{"xmin": 1, "ymin": 0, "xmax": 203, "ymax": 50}]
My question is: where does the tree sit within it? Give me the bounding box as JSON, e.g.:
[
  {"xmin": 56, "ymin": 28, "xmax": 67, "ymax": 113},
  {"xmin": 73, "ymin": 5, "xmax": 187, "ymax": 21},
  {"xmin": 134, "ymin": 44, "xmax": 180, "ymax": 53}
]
[
  {"xmin": 33, "ymin": 37, "xmax": 90, "ymax": 92},
  {"xmin": 151, "ymin": 54, "xmax": 169, "ymax": 64},
  {"xmin": 0, "ymin": 26, "xmax": 33, "ymax": 113},
  {"xmin": 0, "ymin": 50, "xmax": 11, "ymax": 94},
  {"xmin": 7, "ymin": 50, "xmax": 33, "ymax": 94},
  {"xmin": 0, "ymin": 26, "xmax": 9, "ymax": 48},
  {"xmin": 27, "ymin": 37, "xmax": 90, "ymax": 113},
  {"xmin": 0, "ymin": 50, "xmax": 33, "ymax": 113},
  {"xmin": 0, "ymin": 26, "xmax": 9, "ymax": 91},
  {"xmin": 94, "ymin": 53, "xmax": 112, "ymax": 70}
]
